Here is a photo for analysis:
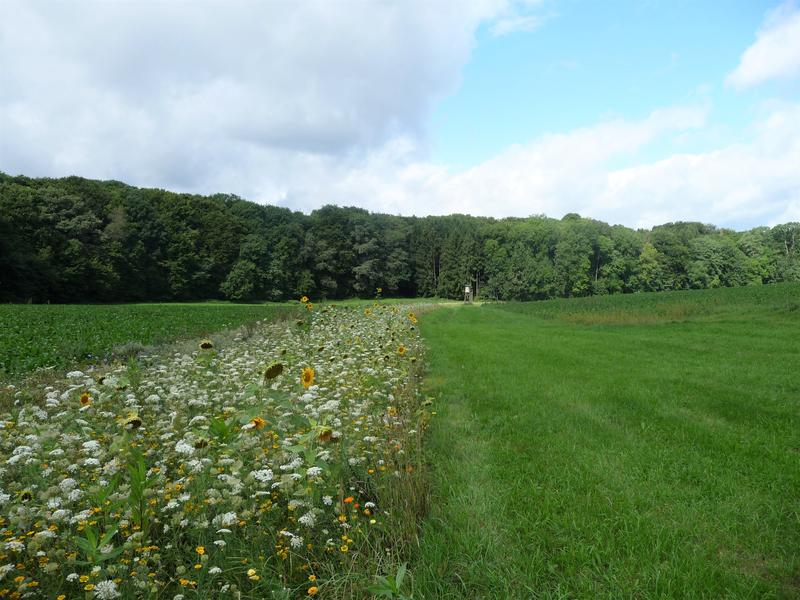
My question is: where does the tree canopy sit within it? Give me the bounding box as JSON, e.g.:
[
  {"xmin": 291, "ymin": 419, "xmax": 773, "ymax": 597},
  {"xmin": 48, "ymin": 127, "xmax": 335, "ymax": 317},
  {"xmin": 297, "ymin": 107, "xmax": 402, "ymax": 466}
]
[{"xmin": 1, "ymin": 172, "xmax": 798, "ymax": 303}]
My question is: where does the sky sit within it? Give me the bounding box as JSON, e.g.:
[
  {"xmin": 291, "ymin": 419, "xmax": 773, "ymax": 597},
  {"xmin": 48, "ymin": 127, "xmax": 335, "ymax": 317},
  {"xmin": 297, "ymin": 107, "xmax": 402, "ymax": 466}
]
[{"xmin": 1, "ymin": 0, "xmax": 800, "ymax": 230}]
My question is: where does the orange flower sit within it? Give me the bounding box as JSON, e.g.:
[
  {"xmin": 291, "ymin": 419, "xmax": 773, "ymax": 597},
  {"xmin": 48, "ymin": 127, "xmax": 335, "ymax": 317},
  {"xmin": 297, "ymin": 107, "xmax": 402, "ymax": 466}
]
[
  {"xmin": 343, "ymin": 496, "xmax": 354, "ymax": 504},
  {"xmin": 308, "ymin": 587, "xmax": 319, "ymax": 596}
]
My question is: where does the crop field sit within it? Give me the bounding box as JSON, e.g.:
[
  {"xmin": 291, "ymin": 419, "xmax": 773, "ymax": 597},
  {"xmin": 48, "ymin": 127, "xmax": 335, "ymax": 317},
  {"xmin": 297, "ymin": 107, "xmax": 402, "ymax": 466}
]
[
  {"xmin": 0, "ymin": 303, "xmax": 298, "ymax": 382},
  {"xmin": 414, "ymin": 283, "xmax": 800, "ymax": 598}
]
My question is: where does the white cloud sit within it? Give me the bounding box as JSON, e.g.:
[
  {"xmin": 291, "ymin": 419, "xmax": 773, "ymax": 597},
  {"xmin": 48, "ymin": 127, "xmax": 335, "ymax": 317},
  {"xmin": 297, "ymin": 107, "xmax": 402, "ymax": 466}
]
[
  {"xmin": 282, "ymin": 103, "xmax": 800, "ymax": 230},
  {"xmin": 0, "ymin": 0, "xmax": 508, "ymax": 185},
  {"xmin": 489, "ymin": 0, "xmax": 550, "ymax": 36},
  {"xmin": 727, "ymin": 2, "xmax": 800, "ymax": 89},
  {"xmin": 2, "ymin": 1, "xmax": 799, "ymax": 231}
]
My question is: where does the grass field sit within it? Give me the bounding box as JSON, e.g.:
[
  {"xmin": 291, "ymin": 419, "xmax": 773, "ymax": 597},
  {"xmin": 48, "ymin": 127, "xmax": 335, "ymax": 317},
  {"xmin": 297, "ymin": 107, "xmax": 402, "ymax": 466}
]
[
  {"xmin": 0, "ymin": 303, "xmax": 296, "ymax": 381},
  {"xmin": 415, "ymin": 283, "xmax": 800, "ymax": 599}
]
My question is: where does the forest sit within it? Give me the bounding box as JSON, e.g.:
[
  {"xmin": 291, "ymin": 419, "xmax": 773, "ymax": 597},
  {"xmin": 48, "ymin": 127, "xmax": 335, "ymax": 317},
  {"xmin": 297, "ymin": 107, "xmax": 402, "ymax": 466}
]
[{"xmin": 1, "ymin": 171, "xmax": 798, "ymax": 303}]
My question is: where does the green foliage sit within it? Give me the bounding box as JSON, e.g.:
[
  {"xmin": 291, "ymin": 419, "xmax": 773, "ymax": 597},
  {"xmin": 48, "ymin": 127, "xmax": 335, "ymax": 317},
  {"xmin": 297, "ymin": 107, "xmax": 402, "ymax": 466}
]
[
  {"xmin": 0, "ymin": 303, "xmax": 292, "ymax": 380},
  {"xmin": 368, "ymin": 563, "xmax": 412, "ymax": 599},
  {"xmin": 1, "ymin": 172, "xmax": 799, "ymax": 305}
]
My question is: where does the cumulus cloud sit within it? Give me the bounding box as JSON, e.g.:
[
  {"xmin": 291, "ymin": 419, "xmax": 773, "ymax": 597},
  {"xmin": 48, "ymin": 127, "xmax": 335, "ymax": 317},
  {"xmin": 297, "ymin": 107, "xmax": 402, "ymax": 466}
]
[
  {"xmin": 727, "ymin": 2, "xmax": 800, "ymax": 89},
  {"xmin": 289, "ymin": 103, "xmax": 800, "ymax": 230},
  {"xmin": 0, "ymin": 0, "xmax": 507, "ymax": 185}
]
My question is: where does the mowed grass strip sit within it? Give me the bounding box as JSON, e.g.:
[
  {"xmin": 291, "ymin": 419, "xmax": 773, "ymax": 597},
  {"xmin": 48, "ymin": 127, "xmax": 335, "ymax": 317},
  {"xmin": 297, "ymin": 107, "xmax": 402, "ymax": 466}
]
[
  {"xmin": 0, "ymin": 303, "xmax": 295, "ymax": 380},
  {"xmin": 415, "ymin": 285, "xmax": 800, "ymax": 599}
]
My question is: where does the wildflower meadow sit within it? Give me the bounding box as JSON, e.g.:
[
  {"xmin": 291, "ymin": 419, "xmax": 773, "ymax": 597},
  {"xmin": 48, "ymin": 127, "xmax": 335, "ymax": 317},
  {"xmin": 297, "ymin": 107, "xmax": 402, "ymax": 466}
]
[{"xmin": 0, "ymin": 302, "xmax": 430, "ymax": 599}]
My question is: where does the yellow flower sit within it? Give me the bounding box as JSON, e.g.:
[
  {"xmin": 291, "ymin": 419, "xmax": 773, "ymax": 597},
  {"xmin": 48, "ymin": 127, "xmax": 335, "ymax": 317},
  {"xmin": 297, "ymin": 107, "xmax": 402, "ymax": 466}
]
[
  {"xmin": 408, "ymin": 312, "xmax": 418, "ymax": 324},
  {"xmin": 308, "ymin": 586, "xmax": 319, "ymax": 596},
  {"xmin": 250, "ymin": 416, "xmax": 266, "ymax": 430},
  {"xmin": 199, "ymin": 339, "xmax": 214, "ymax": 350},
  {"xmin": 300, "ymin": 295, "xmax": 309, "ymax": 303},
  {"xmin": 195, "ymin": 546, "xmax": 205, "ymax": 555},
  {"xmin": 308, "ymin": 574, "xmax": 317, "ymax": 582},
  {"xmin": 84, "ymin": 584, "xmax": 94, "ymax": 591},
  {"xmin": 79, "ymin": 392, "xmax": 91, "ymax": 406},
  {"xmin": 301, "ymin": 367, "xmax": 315, "ymax": 388},
  {"xmin": 397, "ymin": 344, "xmax": 406, "ymax": 356}
]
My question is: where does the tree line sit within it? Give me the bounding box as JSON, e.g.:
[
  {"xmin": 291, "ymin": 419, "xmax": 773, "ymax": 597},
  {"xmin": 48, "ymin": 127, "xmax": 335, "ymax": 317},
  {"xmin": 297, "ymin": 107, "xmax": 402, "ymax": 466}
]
[{"xmin": 1, "ymin": 172, "xmax": 798, "ymax": 303}]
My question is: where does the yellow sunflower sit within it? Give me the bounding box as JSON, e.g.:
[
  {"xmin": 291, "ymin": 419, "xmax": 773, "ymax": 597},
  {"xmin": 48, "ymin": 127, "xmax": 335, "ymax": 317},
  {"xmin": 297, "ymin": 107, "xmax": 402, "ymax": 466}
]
[
  {"xmin": 79, "ymin": 392, "xmax": 92, "ymax": 406},
  {"xmin": 300, "ymin": 295, "xmax": 309, "ymax": 303},
  {"xmin": 250, "ymin": 416, "xmax": 266, "ymax": 430},
  {"xmin": 301, "ymin": 367, "xmax": 315, "ymax": 388},
  {"xmin": 199, "ymin": 339, "xmax": 214, "ymax": 350},
  {"xmin": 397, "ymin": 344, "xmax": 407, "ymax": 356}
]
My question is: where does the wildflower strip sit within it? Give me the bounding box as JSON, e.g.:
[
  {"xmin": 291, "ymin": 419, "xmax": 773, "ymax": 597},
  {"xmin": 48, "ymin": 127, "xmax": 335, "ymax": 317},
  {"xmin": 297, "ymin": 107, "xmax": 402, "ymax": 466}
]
[{"xmin": 0, "ymin": 304, "xmax": 428, "ymax": 598}]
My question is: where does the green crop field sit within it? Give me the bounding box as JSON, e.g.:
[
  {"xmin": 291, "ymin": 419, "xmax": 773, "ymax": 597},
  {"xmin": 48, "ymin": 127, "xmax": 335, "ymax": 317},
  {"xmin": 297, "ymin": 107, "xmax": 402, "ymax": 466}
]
[
  {"xmin": 0, "ymin": 303, "xmax": 296, "ymax": 381},
  {"xmin": 414, "ymin": 283, "xmax": 800, "ymax": 599}
]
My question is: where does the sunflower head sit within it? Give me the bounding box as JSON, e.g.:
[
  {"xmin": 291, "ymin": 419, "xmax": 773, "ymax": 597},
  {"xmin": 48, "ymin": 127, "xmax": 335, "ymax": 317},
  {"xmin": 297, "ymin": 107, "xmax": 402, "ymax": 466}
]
[
  {"xmin": 250, "ymin": 416, "xmax": 266, "ymax": 430},
  {"xmin": 317, "ymin": 426, "xmax": 333, "ymax": 443},
  {"xmin": 305, "ymin": 303, "xmax": 314, "ymax": 312},
  {"xmin": 397, "ymin": 345, "xmax": 407, "ymax": 356},
  {"xmin": 300, "ymin": 295, "xmax": 309, "ymax": 303},
  {"xmin": 301, "ymin": 367, "xmax": 315, "ymax": 388},
  {"xmin": 79, "ymin": 392, "xmax": 92, "ymax": 406},
  {"xmin": 264, "ymin": 362, "xmax": 284, "ymax": 380},
  {"xmin": 124, "ymin": 413, "xmax": 142, "ymax": 430},
  {"xmin": 408, "ymin": 312, "xmax": 418, "ymax": 324},
  {"xmin": 199, "ymin": 339, "xmax": 214, "ymax": 350}
]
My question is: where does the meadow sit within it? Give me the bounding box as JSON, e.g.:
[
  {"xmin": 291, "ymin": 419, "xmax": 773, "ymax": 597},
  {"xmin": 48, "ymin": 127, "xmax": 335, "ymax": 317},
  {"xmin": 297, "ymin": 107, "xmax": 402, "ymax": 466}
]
[{"xmin": 414, "ymin": 283, "xmax": 800, "ymax": 598}]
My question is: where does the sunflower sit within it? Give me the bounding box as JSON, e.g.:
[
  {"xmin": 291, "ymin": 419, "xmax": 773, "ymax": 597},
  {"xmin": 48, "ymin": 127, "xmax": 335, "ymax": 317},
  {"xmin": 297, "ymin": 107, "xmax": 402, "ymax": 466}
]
[
  {"xmin": 305, "ymin": 302, "xmax": 314, "ymax": 312},
  {"xmin": 124, "ymin": 413, "xmax": 142, "ymax": 429},
  {"xmin": 264, "ymin": 362, "xmax": 284, "ymax": 380},
  {"xmin": 250, "ymin": 416, "xmax": 266, "ymax": 430},
  {"xmin": 301, "ymin": 367, "xmax": 315, "ymax": 388},
  {"xmin": 317, "ymin": 426, "xmax": 332, "ymax": 443},
  {"xmin": 79, "ymin": 392, "xmax": 91, "ymax": 406},
  {"xmin": 397, "ymin": 344, "xmax": 407, "ymax": 356},
  {"xmin": 300, "ymin": 295, "xmax": 309, "ymax": 303},
  {"xmin": 408, "ymin": 312, "xmax": 418, "ymax": 324},
  {"xmin": 199, "ymin": 339, "xmax": 214, "ymax": 350}
]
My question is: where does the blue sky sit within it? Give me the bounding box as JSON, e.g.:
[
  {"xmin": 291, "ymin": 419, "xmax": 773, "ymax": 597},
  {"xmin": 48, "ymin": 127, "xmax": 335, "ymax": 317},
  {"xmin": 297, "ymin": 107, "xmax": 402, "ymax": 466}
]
[
  {"xmin": 432, "ymin": 0, "xmax": 775, "ymax": 167},
  {"xmin": 2, "ymin": 0, "xmax": 800, "ymax": 229}
]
